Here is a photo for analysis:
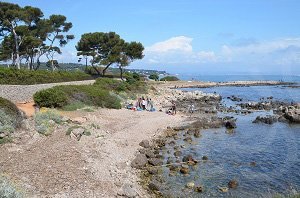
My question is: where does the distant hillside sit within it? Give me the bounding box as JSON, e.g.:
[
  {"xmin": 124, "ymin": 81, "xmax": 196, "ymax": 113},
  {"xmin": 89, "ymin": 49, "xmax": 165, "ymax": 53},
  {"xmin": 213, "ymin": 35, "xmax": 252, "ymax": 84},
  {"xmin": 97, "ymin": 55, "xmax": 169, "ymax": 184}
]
[{"xmin": 0, "ymin": 63, "xmax": 169, "ymax": 76}]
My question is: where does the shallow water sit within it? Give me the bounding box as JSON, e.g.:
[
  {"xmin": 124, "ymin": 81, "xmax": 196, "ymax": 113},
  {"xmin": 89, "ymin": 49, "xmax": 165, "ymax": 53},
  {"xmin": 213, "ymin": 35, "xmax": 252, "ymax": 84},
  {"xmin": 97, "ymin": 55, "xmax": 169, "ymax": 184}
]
[{"xmin": 160, "ymin": 86, "xmax": 300, "ymax": 197}]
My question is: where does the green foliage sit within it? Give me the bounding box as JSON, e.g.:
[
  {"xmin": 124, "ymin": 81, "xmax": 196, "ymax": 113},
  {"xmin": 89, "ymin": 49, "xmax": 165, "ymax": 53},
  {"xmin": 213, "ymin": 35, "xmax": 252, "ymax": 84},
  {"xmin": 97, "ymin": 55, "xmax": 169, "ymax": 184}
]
[
  {"xmin": 160, "ymin": 76, "xmax": 180, "ymax": 81},
  {"xmin": 76, "ymin": 32, "xmax": 144, "ymax": 75},
  {"xmin": 33, "ymin": 88, "xmax": 68, "ymax": 108},
  {"xmin": 0, "ymin": 175, "xmax": 23, "ymax": 198},
  {"xmin": 149, "ymin": 73, "xmax": 159, "ymax": 81},
  {"xmin": 34, "ymin": 109, "xmax": 62, "ymax": 135},
  {"xmin": 0, "ymin": 97, "xmax": 23, "ymax": 141},
  {"xmin": 0, "ymin": 67, "xmax": 93, "ymax": 85},
  {"xmin": 61, "ymin": 102, "xmax": 86, "ymax": 111},
  {"xmin": 34, "ymin": 84, "xmax": 122, "ymax": 109}
]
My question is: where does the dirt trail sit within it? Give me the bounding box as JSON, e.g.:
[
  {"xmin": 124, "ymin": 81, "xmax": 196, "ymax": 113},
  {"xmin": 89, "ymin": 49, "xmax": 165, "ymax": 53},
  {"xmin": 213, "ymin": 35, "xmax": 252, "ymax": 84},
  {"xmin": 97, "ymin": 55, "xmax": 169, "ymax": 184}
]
[{"xmin": 0, "ymin": 108, "xmax": 185, "ymax": 197}]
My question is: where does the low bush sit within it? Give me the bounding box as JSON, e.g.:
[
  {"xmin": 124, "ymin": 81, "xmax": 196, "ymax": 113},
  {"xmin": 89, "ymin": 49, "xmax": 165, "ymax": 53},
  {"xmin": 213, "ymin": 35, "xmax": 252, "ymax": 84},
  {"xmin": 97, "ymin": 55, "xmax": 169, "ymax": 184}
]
[
  {"xmin": 160, "ymin": 76, "xmax": 180, "ymax": 81},
  {"xmin": 0, "ymin": 67, "xmax": 93, "ymax": 85},
  {"xmin": 0, "ymin": 97, "xmax": 24, "ymax": 143},
  {"xmin": 33, "ymin": 88, "xmax": 68, "ymax": 108},
  {"xmin": 34, "ymin": 109, "xmax": 62, "ymax": 135},
  {"xmin": 34, "ymin": 84, "xmax": 122, "ymax": 109}
]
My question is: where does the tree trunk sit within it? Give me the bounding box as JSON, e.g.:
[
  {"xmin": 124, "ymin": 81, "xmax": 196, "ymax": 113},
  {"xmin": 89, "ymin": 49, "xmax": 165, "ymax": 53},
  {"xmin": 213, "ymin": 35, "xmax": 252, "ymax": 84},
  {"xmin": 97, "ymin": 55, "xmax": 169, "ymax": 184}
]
[
  {"xmin": 91, "ymin": 62, "xmax": 100, "ymax": 75},
  {"xmin": 102, "ymin": 62, "xmax": 112, "ymax": 76},
  {"xmin": 119, "ymin": 65, "xmax": 124, "ymax": 80},
  {"xmin": 12, "ymin": 27, "xmax": 21, "ymax": 69}
]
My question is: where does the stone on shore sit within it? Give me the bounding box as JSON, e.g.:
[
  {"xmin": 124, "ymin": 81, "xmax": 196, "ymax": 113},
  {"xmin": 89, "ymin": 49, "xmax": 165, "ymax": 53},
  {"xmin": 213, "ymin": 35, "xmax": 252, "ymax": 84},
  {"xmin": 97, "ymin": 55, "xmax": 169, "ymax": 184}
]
[{"xmin": 131, "ymin": 154, "xmax": 148, "ymax": 169}]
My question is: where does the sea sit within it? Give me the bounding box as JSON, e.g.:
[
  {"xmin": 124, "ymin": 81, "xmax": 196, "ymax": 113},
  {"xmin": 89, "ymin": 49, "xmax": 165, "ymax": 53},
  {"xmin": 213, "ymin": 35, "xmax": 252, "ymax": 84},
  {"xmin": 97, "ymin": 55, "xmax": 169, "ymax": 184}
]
[{"xmin": 159, "ymin": 75, "xmax": 300, "ymax": 197}]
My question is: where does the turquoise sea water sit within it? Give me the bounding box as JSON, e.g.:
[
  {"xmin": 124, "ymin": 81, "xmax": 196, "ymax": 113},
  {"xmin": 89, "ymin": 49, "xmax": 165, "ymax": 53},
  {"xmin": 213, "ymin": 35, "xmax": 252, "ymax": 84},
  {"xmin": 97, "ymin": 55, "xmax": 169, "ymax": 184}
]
[{"xmin": 160, "ymin": 77, "xmax": 300, "ymax": 197}]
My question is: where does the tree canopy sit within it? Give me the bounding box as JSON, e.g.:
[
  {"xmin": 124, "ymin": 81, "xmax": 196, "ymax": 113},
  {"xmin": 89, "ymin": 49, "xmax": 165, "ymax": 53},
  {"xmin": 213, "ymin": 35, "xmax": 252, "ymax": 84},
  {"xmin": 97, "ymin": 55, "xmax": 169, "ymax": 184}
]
[
  {"xmin": 76, "ymin": 32, "xmax": 144, "ymax": 77},
  {"xmin": 0, "ymin": 2, "xmax": 74, "ymax": 70}
]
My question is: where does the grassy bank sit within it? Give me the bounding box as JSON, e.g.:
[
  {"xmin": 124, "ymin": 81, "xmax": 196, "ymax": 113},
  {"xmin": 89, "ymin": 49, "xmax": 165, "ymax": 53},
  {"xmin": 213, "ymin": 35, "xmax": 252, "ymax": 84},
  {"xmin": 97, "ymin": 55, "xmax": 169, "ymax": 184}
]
[{"xmin": 0, "ymin": 68, "xmax": 93, "ymax": 85}]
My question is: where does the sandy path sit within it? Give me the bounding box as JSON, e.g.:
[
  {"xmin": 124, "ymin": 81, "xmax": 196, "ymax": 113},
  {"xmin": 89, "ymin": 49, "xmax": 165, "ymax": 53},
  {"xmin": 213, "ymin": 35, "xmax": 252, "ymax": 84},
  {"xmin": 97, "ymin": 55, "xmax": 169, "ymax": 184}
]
[{"xmin": 0, "ymin": 108, "xmax": 185, "ymax": 197}]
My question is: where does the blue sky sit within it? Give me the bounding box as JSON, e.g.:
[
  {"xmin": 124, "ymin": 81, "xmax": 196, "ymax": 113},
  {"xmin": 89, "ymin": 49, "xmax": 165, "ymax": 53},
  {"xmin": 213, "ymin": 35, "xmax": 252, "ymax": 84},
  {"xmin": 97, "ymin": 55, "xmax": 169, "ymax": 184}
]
[{"xmin": 6, "ymin": 0, "xmax": 300, "ymax": 74}]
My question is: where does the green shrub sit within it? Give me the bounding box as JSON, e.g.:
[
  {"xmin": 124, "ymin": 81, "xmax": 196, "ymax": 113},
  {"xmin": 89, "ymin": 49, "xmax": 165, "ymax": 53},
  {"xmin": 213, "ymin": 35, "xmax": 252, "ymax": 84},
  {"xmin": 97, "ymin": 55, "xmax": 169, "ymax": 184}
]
[
  {"xmin": 0, "ymin": 175, "xmax": 23, "ymax": 198},
  {"xmin": 149, "ymin": 73, "xmax": 159, "ymax": 81},
  {"xmin": 33, "ymin": 88, "xmax": 68, "ymax": 108},
  {"xmin": 34, "ymin": 84, "xmax": 122, "ymax": 109},
  {"xmin": 160, "ymin": 76, "xmax": 180, "ymax": 81},
  {"xmin": 62, "ymin": 102, "xmax": 86, "ymax": 111},
  {"xmin": 34, "ymin": 110, "xmax": 62, "ymax": 135},
  {"xmin": 0, "ymin": 97, "xmax": 23, "ymax": 143},
  {"xmin": 0, "ymin": 67, "xmax": 93, "ymax": 85}
]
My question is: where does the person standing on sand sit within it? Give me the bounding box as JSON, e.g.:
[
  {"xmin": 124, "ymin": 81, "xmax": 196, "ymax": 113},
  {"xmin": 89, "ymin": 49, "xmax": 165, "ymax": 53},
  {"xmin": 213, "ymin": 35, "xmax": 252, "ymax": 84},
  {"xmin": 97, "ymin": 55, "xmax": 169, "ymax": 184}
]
[{"xmin": 142, "ymin": 97, "xmax": 147, "ymax": 110}]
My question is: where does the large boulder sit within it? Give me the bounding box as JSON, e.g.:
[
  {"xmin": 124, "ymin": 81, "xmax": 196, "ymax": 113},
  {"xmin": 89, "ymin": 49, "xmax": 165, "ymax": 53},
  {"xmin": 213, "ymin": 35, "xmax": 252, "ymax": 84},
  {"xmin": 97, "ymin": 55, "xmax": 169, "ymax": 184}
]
[
  {"xmin": 284, "ymin": 107, "xmax": 300, "ymax": 123},
  {"xmin": 224, "ymin": 120, "xmax": 237, "ymax": 129}
]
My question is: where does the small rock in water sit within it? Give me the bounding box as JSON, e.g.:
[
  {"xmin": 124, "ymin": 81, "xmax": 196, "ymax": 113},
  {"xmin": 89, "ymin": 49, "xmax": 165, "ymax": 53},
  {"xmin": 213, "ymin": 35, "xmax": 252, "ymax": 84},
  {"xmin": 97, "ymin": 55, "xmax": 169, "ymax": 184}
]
[
  {"xmin": 250, "ymin": 161, "xmax": 256, "ymax": 166},
  {"xmin": 218, "ymin": 186, "xmax": 229, "ymax": 192},
  {"xmin": 194, "ymin": 185, "xmax": 204, "ymax": 193},
  {"xmin": 186, "ymin": 182, "xmax": 195, "ymax": 189},
  {"xmin": 225, "ymin": 121, "xmax": 237, "ymax": 129},
  {"xmin": 194, "ymin": 130, "xmax": 201, "ymax": 138},
  {"xmin": 174, "ymin": 150, "xmax": 182, "ymax": 157},
  {"xmin": 228, "ymin": 179, "xmax": 238, "ymax": 188},
  {"xmin": 202, "ymin": 156, "xmax": 208, "ymax": 161},
  {"xmin": 180, "ymin": 166, "xmax": 189, "ymax": 174},
  {"xmin": 183, "ymin": 137, "xmax": 193, "ymax": 142}
]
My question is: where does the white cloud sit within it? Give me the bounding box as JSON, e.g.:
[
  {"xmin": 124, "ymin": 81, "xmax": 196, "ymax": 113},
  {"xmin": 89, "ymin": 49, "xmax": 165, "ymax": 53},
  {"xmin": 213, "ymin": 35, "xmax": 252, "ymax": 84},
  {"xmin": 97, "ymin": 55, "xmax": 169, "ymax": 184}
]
[
  {"xmin": 144, "ymin": 36, "xmax": 216, "ymax": 64},
  {"xmin": 146, "ymin": 36, "xmax": 193, "ymax": 53}
]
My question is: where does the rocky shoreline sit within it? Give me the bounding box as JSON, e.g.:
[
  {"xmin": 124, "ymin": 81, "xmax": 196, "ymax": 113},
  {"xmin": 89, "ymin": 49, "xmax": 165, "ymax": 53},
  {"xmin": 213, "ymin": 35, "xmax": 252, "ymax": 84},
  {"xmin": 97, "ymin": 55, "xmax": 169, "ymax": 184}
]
[{"xmin": 132, "ymin": 81, "xmax": 300, "ymax": 197}]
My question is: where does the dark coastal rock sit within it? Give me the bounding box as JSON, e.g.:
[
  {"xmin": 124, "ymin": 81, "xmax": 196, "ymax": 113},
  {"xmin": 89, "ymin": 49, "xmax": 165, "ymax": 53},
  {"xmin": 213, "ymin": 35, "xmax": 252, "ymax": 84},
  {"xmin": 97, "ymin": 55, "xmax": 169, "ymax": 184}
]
[
  {"xmin": 169, "ymin": 165, "xmax": 180, "ymax": 172},
  {"xmin": 182, "ymin": 155, "xmax": 194, "ymax": 162},
  {"xmin": 194, "ymin": 130, "xmax": 201, "ymax": 138},
  {"xmin": 148, "ymin": 181, "xmax": 160, "ymax": 191},
  {"xmin": 131, "ymin": 154, "xmax": 148, "ymax": 169},
  {"xmin": 139, "ymin": 140, "xmax": 150, "ymax": 148},
  {"xmin": 186, "ymin": 129, "xmax": 194, "ymax": 135},
  {"xmin": 228, "ymin": 179, "xmax": 238, "ymax": 188},
  {"xmin": 183, "ymin": 137, "xmax": 193, "ymax": 142},
  {"xmin": 148, "ymin": 158, "xmax": 163, "ymax": 166},
  {"xmin": 228, "ymin": 95, "xmax": 242, "ymax": 102},
  {"xmin": 224, "ymin": 120, "xmax": 237, "ymax": 129},
  {"xmin": 194, "ymin": 185, "xmax": 204, "ymax": 193},
  {"xmin": 253, "ymin": 115, "xmax": 278, "ymax": 124},
  {"xmin": 202, "ymin": 156, "xmax": 208, "ymax": 161},
  {"xmin": 168, "ymin": 140, "xmax": 176, "ymax": 146},
  {"xmin": 147, "ymin": 167, "xmax": 159, "ymax": 175},
  {"xmin": 180, "ymin": 167, "xmax": 189, "ymax": 174},
  {"xmin": 174, "ymin": 150, "xmax": 182, "ymax": 157},
  {"xmin": 284, "ymin": 108, "xmax": 300, "ymax": 123},
  {"xmin": 145, "ymin": 150, "xmax": 155, "ymax": 158},
  {"xmin": 173, "ymin": 126, "xmax": 187, "ymax": 131}
]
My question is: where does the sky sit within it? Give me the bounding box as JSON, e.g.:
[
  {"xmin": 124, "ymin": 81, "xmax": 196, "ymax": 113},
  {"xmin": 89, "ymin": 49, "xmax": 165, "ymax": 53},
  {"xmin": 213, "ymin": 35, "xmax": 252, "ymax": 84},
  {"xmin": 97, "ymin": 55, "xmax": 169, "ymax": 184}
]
[{"xmin": 5, "ymin": 0, "xmax": 300, "ymax": 75}]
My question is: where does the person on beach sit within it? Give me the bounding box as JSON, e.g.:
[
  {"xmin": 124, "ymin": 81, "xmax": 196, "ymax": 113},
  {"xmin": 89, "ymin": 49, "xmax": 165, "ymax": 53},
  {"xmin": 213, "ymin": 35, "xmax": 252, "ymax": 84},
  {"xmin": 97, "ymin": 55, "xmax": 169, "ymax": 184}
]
[
  {"xmin": 142, "ymin": 97, "xmax": 147, "ymax": 110},
  {"xmin": 171, "ymin": 101, "xmax": 176, "ymax": 115}
]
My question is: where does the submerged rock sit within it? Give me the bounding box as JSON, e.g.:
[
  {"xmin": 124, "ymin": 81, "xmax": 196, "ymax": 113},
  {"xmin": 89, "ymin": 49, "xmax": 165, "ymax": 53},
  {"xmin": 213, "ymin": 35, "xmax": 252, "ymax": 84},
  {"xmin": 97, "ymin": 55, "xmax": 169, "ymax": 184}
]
[
  {"xmin": 194, "ymin": 185, "xmax": 204, "ymax": 193},
  {"xmin": 218, "ymin": 186, "xmax": 229, "ymax": 193},
  {"xmin": 148, "ymin": 181, "xmax": 160, "ymax": 191},
  {"xmin": 180, "ymin": 165, "xmax": 189, "ymax": 174},
  {"xmin": 228, "ymin": 179, "xmax": 238, "ymax": 188},
  {"xmin": 148, "ymin": 158, "xmax": 163, "ymax": 166},
  {"xmin": 186, "ymin": 182, "xmax": 195, "ymax": 189},
  {"xmin": 224, "ymin": 120, "xmax": 237, "ymax": 129}
]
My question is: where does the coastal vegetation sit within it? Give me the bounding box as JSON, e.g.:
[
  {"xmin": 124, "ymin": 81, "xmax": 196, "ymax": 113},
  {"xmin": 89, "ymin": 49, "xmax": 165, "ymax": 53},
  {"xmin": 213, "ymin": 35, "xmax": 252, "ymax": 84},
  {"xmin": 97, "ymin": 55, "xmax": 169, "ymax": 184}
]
[
  {"xmin": 0, "ymin": 67, "xmax": 93, "ymax": 85},
  {"xmin": 33, "ymin": 74, "xmax": 147, "ymax": 110},
  {"xmin": 0, "ymin": 97, "xmax": 23, "ymax": 144},
  {"xmin": 160, "ymin": 76, "xmax": 180, "ymax": 81}
]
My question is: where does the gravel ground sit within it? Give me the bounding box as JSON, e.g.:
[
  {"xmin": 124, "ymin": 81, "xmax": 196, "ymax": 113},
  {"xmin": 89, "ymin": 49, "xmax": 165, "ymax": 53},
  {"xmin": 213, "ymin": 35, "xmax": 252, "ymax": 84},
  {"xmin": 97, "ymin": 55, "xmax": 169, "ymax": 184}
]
[{"xmin": 0, "ymin": 80, "xmax": 95, "ymax": 103}]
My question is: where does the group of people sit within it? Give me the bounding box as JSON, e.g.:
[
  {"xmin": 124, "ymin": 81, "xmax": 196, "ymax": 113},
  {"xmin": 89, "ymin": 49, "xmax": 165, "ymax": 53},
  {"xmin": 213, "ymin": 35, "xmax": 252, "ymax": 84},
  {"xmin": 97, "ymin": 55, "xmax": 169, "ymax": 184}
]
[{"xmin": 127, "ymin": 96, "xmax": 155, "ymax": 111}]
